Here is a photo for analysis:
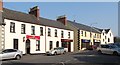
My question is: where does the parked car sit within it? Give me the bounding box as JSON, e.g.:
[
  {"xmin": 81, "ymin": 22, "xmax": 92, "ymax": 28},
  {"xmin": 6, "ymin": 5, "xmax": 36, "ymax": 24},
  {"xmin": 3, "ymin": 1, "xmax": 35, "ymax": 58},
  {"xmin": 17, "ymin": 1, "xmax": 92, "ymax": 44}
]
[
  {"xmin": 46, "ymin": 47, "xmax": 66, "ymax": 55},
  {"xmin": 0, "ymin": 49, "xmax": 23, "ymax": 60},
  {"xmin": 97, "ymin": 44, "xmax": 120, "ymax": 55}
]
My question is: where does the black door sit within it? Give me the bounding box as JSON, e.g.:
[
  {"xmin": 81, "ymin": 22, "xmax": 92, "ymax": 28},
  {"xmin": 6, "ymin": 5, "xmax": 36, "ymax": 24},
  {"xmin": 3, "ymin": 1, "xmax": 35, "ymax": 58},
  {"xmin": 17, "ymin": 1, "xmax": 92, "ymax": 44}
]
[
  {"xmin": 26, "ymin": 39, "xmax": 30, "ymax": 54},
  {"xmin": 68, "ymin": 42, "xmax": 71, "ymax": 52},
  {"xmin": 13, "ymin": 39, "xmax": 18, "ymax": 49}
]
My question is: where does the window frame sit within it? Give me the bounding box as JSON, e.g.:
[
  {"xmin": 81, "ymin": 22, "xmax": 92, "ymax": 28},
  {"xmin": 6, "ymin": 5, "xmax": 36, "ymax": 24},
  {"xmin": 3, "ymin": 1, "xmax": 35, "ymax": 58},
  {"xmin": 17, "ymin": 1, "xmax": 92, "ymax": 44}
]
[
  {"xmin": 40, "ymin": 27, "xmax": 43, "ymax": 36},
  {"xmin": 31, "ymin": 26, "xmax": 35, "ymax": 35},
  {"xmin": 10, "ymin": 22, "xmax": 15, "ymax": 33},
  {"xmin": 21, "ymin": 24, "xmax": 26, "ymax": 34}
]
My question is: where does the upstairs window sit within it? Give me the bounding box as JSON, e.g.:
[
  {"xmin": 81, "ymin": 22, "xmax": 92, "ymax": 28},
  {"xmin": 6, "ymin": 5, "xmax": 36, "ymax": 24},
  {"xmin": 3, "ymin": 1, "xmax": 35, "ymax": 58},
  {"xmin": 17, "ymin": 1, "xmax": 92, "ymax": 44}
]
[
  {"xmin": 21, "ymin": 24, "xmax": 26, "ymax": 34},
  {"xmin": 40, "ymin": 27, "xmax": 43, "ymax": 36},
  {"xmin": 81, "ymin": 31, "xmax": 83, "ymax": 36},
  {"xmin": 10, "ymin": 22, "xmax": 15, "ymax": 33},
  {"xmin": 61, "ymin": 31, "xmax": 64, "ymax": 38},
  {"xmin": 68, "ymin": 32, "xmax": 70, "ymax": 38},
  {"xmin": 48, "ymin": 28, "xmax": 51, "ymax": 36},
  {"xmin": 31, "ymin": 26, "xmax": 35, "ymax": 35},
  {"xmin": 55, "ymin": 29, "xmax": 57, "ymax": 37},
  {"xmin": 85, "ymin": 32, "xmax": 87, "ymax": 37}
]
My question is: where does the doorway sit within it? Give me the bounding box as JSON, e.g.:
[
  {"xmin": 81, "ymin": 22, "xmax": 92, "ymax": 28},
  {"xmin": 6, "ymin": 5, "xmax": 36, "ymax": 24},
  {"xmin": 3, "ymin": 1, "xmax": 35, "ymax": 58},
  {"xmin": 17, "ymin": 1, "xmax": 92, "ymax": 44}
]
[
  {"xmin": 68, "ymin": 42, "xmax": 71, "ymax": 52},
  {"xmin": 13, "ymin": 39, "xmax": 18, "ymax": 49},
  {"xmin": 26, "ymin": 39, "xmax": 30, "ymax": 54}
]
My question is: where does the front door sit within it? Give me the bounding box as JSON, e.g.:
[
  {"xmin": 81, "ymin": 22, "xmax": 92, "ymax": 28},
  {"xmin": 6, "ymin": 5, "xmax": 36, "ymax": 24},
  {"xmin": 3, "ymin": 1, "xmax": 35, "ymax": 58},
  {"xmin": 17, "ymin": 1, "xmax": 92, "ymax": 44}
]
[
  {"xmin": 68, "ymin": 42, "xmax": 71, "ymax": 52},
  {"xmin": 13, "ymin": 39, "xmax": 18, "ymax": 49},
  {"xmin": 26, "ymin": 39, "xmax": 30, "ymax": 54}
]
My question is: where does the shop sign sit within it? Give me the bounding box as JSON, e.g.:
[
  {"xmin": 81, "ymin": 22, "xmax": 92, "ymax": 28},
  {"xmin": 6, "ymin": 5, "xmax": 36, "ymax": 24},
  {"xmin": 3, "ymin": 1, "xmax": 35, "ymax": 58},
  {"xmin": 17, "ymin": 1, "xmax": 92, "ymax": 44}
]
[
  {"xmin": 82, "ymin": 39, "xmax": 90, "ymax": 43},
  {"xmin": 26, "ymin": 35, "xmax": 40, "ymax": 40}
]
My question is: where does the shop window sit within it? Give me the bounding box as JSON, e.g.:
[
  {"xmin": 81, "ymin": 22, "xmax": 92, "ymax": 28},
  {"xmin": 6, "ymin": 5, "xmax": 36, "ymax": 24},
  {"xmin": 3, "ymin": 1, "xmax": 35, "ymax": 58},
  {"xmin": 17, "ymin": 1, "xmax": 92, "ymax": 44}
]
[
  {"xmin": 21, "ymin": 24, "xmax": 26, "ymax": 34},
  {"xmin": 55, "ymin": 29, "xmax": 57, "ymax": 37},
  {"xmin": 49, "ymin": 41, "xmax": 53, "ymax": 50},
  {"xmin": 61, "ymin": 31, "xmax": 64, "ymax": 38},
  {"xmin": 31, "ymin": 26, "xmax": 35, "ymax": 35},
  {"xmin": 10, "ymin": 22, "xmax": 15, "ymax": 33},
  {"xmin": 40, "ymin": 27, "xmax": 43, "ymax": 36},
  {"xmin": 36, "ymin": 40, "xmax": 40, "ymax": 51},
  {"xmin": 62, "ymin": 42, "xmax": 67, "ymax": 48},
  {"xmin": 68, "ymin": 32, "xmax": 70, "ymax": 38},
  {"xmin": 56, "ymin": 41, "xmax": 59, "ymax": 47},
  {"xmin": 48, "ymin": 28, "xmax": 51, "ymax": 36}
]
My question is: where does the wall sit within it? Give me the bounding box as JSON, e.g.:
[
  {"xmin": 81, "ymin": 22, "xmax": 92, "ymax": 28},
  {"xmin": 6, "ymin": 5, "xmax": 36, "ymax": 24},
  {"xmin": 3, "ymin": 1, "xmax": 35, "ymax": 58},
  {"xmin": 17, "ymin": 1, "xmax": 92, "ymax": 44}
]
[{"xmin": 4, "ymin": 19, "xmax": 46, "ymax": 54}]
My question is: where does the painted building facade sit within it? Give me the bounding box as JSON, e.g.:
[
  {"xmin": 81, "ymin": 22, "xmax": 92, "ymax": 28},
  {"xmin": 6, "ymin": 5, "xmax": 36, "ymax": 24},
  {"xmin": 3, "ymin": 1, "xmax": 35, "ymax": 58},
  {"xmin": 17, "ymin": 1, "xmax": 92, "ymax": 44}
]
[
  {"xmin": 100, "ymin": 29, "xmax": 114, "ymax": 44},
  {"xmin": 3, "ymin": 6, "xmax": 74, "ymax": 54}
]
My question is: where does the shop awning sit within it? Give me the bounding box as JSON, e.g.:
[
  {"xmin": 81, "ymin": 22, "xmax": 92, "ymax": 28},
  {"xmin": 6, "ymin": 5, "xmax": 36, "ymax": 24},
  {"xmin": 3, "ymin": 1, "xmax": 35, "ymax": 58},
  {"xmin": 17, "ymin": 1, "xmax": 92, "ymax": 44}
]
[{"xmin": 61, "ymin": 39, "xmax": 73, "ymax": 42}]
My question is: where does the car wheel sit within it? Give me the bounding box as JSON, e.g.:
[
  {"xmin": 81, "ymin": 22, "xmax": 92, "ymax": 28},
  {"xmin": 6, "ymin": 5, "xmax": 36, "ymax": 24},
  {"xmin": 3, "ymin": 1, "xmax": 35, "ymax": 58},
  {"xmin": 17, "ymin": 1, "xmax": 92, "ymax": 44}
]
[
  {"xmin": 113, "ymin": 51, "xmax": 118, "ymax": 56},
  {"xmin": 63, "ymin": 51, "xmax": 66, "ymax": 54},
  {"xmin": 15, "ymin": 55, "xmax": 21, "ymax": 60},
  {"xmin": 54, "ymin": 52, "xmax": 57, "ymax": 55},
  {"xmin": 98, "ymin": 50, "xmax": 102, "ymax": 54}
]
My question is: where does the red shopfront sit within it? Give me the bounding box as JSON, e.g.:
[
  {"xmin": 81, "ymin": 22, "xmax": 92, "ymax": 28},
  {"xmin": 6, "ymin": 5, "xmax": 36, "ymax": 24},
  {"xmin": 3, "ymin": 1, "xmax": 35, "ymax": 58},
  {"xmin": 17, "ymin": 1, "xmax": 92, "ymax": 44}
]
[
  {"xmin": 25, "ymin": 35, "xmax": 40, "ymax": 54},
  {"xmin": 61, "ymin": 39, "xmax": 73, "ymax": 52}
]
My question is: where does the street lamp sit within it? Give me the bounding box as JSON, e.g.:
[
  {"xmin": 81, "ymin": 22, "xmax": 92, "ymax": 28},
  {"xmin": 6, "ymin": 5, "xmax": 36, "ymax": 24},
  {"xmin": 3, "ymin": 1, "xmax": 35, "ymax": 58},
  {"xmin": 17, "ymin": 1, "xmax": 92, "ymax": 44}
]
[{"xmin": 90, "ymin": 23, "xmax": 97, "ymax": 46}]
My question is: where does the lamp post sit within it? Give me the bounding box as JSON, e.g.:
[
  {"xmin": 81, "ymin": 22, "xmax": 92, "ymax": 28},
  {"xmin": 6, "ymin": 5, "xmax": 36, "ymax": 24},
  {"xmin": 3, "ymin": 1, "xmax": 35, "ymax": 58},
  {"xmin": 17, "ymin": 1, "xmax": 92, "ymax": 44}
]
[{"xmin": 90, "ymin": 23, "xmax": 97, "ymax": 46}]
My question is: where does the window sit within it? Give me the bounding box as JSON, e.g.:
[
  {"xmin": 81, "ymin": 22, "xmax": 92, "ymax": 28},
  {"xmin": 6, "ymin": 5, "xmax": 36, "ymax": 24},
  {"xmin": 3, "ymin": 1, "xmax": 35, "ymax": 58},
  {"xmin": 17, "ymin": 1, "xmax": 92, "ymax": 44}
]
[
  {"xmin": 110, "ymin": 33, "xmax": 111, "ymax": 37},
  {"xmin": 62, "ymin": 42, "xmax": 67, "ymax": 48},
  {"xmin": 55, "ymin": 29, "xmax": 57, "ymax": 37},
  {"xmin": 61, "ymin": 31, "xmax": 64, "ymax": 38},
  {"xmin": 94, "ymin": 34, "xmax": 96, "ymax": 38},
  {"xmin": 36, "ymin": 40, "xmax": 40, "ymax": 51},
  {"xmin": 10, "ymin": 22, "xmax": 15, "ymax": 33},
  {"xmin": 108, "ymin": 38, "xmax": 110, "ymax": 42},
  {"xmin": 21, "ymin": 24, "xmax": 25, "ymax": 34},
  {"xmin": 68, "ymin": 32, "xmax": 70, "ymax": 38},
  {"xmin": 103, "ymin": 33, "xmax": 104, "ymax": 36},
  {"xmin": 48, "ymin": 28, "xmax": 51, "ymax": 36},
  {"xmin": 103, "ymin": 39, "xmax": 104, "ymax": 42},
  {"xmin": 105, "ymin": 36, "xmax": 107, "ymax": 39},
  {"xmin": 31, "ymin": 26, "xmax": 35, "ymax": 35},
  {"xmin": 40, "ymin": 27, "xmax": 43, "ymax": 36},
  {"xmin": 85, "ymin": 32, "xmax": 86, "ymax": 37},
  {"xmin": 49, "ymin": 41, "xmax": 53, "ymax": 50},
  {"xmin": 81, "ymin": 31, "xmax": 83, "ymax": 36},
  {"xmin": 56, "ymin": 41, "xmax": 59, "ymax": 47}
]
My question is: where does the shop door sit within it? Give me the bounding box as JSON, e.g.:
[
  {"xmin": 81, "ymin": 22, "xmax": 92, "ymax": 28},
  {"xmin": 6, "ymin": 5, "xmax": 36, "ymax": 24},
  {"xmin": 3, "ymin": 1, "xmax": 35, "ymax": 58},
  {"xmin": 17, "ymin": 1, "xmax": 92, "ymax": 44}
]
[
  {"xmin": 68, "ymin": 42, "xmax": 71, "ymax": 52},
  {"xmin": 13, "ymin": 39, "xmax": 18, "ymax": 49},
  {"xmin": 26, "ymin": 39, "xmax": 30, "ymax": 54}
]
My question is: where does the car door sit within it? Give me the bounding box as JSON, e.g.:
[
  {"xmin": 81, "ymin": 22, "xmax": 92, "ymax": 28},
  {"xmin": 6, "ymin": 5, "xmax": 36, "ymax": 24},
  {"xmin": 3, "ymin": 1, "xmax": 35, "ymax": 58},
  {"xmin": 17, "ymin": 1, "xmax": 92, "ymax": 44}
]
[{"xmin": 2, "ymin": 49, "xmax": 16, "ymax": 59}]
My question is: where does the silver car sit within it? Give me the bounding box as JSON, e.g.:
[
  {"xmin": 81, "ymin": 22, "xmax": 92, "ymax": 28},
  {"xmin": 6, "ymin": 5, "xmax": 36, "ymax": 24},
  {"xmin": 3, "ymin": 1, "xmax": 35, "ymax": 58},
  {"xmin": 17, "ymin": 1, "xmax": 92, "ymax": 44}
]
[
  {"xmin": 46, "ymin": 47, "xmax": 66, "ymax": 55},
  {"xmin": 0, "ymin": 49, "xmax": 23, "ymax": 60},
  {"xmin": 97, "ymin": 44, "xmax": 120, "ymax": 55}
]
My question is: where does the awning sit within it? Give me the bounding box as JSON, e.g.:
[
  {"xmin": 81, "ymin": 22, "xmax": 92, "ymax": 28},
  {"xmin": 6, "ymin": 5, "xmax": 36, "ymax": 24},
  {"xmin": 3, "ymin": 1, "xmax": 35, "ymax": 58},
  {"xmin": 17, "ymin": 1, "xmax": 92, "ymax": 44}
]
[
  {"xmin": 26, "ymin": 35, "xmax": 40, "ymax": 40},
  {"xmin": 61, "ymin": 39, "xmax": 73, "ymax": 42}
]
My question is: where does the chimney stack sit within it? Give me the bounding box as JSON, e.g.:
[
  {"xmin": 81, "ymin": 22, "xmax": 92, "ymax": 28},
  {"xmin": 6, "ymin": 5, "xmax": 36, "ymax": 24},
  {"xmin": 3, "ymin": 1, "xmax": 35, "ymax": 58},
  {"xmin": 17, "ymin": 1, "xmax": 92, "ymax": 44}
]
[
  {"xmin": 0, "ymin": 0, "xmax": 3, "ymax": 12},
  {"xmin": 57, "ymin": 15, "xmax": 67, "ymax": 26},
  {"xmin": 29, "ymin": 6, "xmax": 40, "ymax": 20}
]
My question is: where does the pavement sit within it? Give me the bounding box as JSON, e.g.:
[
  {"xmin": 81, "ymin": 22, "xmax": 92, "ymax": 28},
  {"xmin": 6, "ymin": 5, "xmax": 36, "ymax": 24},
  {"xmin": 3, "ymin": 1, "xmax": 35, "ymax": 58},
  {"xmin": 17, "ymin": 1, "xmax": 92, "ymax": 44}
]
[{"xmin": 1, "ymin": 50, "xmax": 120, "ymax": 65}]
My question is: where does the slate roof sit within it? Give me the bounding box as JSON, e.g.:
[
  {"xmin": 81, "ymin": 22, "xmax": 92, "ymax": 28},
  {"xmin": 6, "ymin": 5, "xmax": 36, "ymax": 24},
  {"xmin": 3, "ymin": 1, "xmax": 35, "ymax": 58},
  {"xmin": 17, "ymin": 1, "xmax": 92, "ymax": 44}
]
[
  {"xmin": 68, "ymin": 20, "xmax": 101, "ymax": 33},
  {"xmin": 93, "ymin": 27, "xmax": 110, "ymax": 34},
  {"xmin": 3, "ymin": 8, "xmax": 71, "ymax": 30}
]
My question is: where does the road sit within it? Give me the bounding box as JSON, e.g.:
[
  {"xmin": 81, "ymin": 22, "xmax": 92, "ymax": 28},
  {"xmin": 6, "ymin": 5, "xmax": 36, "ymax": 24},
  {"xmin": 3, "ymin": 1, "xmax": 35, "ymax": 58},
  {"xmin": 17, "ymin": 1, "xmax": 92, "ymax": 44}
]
[{"xmin": 1, "ymin": 50, "xmax": 120, "ymax": 65}]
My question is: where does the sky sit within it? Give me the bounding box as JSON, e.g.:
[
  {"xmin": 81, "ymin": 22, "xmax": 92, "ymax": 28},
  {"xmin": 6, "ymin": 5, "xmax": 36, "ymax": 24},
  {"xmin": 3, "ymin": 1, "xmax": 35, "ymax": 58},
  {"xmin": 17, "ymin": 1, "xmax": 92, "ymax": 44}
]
[{"xmin": 3, "ymin": 2, "xmax": 118, "ymax": 36}]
